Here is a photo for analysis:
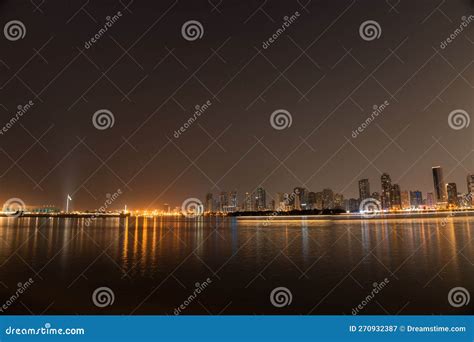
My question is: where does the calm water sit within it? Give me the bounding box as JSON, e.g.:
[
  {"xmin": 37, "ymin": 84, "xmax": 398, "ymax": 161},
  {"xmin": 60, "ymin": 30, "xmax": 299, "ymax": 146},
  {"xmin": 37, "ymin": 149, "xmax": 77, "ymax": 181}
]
[{"xmin": 0, "ymin": 215, "xmax": 473, "ymax": 315}]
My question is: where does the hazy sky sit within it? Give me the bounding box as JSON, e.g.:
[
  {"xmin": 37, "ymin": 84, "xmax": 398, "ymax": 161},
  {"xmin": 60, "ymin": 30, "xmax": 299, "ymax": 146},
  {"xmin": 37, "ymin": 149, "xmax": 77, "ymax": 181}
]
[{"xmin": 0, "ymin": 0, "xmax": 473, "ymax": 210}]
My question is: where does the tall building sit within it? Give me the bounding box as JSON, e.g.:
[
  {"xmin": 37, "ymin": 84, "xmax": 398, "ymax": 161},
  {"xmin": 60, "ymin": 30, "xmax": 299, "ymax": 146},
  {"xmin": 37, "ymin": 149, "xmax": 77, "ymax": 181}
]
[
  {"xmin": 390, "ymin": 184, "xmax": 402, "ymax": 209},
  {"xmin": 322, "ymin": 188, "xmax": 334, "ymax": 209},
  {"xmin": 358, "ymin": 179, "xmax": 371, "ymax": 201},
  {"xmin": 228, "ymin": 191, "xmax": 238, "ymax": 212},
  {"xmin": 432, "ymin": 166, "xmax": 447, "ymax": 204},
  {"xmin": 205, "ymin": 193, "xmax": 213, "ymax": 213},
  {"xmin": 371, "ymin": 192, "xmax": 380, "ymax": 202},
  {"xmin": 345, "ymin": 198, "xmax": 360, "ymax": 212},
  {"xmin": 255, "ymin": 187, "xmax": 266, "ymax": 211},
  {"xmin": 334, "ymin": 193, "xmax": 344, "ymax": 209},
  {"xmin": 401, "ymin": 191, "xmax": 410, "ymax": 209},
  {"xmin": 307, "ymin": 192, "xmax": 317, "ymax": 209},
  {"xmin": 276, "ymin": 192, "xmax": 286, "ymax": 211},
  {"xmin": 467, "ymin": 174, "xmax": 474, "ymax": 205},
  {"xmin": 219, "ymin": 192, "xmax": 228, "ymax": 212},
  {"xmin": 447, "ymin": 183, "xmax": 458, "ymax": 207},
  {"xmin": 410, "ymin": 191, "xmax": 423, "ymax": 208},
  {"xmin": 244, "ymin": 192, "xmax": 253, "ymax": 211},
  {"xmin": 315, "ymin": 192, "xmax": 323, "ymax": 210},
  {"xmin": 381, "ymin": 173, "xmax": 392, "ymax": 210},
  {"xmin": 426, "ymin": 192, "xmax": 435, "ymax": 208}
]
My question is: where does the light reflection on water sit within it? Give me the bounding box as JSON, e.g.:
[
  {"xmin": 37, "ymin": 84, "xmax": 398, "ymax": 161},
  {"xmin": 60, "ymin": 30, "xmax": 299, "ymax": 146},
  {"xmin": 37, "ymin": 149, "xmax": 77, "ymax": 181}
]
[{"xmin": 0, "ymin": 216, "xmax": 472, "ymax": 314}]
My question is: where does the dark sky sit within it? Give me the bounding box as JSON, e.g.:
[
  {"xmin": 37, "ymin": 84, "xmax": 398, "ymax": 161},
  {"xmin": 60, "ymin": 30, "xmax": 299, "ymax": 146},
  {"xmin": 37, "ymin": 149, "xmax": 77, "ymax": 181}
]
[{"xmin": 0, "ymin": 0, "xmax": 473, "ymax": 210}]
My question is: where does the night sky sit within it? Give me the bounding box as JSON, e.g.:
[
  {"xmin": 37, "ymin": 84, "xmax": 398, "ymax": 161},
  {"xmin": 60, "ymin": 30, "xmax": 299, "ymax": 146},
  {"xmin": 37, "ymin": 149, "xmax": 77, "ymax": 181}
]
[{"xmin": 0, "ymin": 0, "xmax": 473, "ymax": 210}]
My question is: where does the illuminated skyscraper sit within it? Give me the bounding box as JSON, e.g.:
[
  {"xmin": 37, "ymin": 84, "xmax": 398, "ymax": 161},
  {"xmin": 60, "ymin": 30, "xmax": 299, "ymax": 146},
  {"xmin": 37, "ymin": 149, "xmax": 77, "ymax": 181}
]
[
  {"xmin": 334, "ymin": 193, "xmax": 344, "ymax": 209},
  {"xmin": 390, "ymin": 184, "xmax": 402, "ymax": 209},
  {"xmin": 432, "ymin": 166, "xmax": 447, "ymax": 204},
  {"xmin": 205, "ymin": 193, "xmax": 213, "ymax": 212},
  {"xmin": 358, "ymin": 179, "xmax": 371, "ymax": 201},
  {"xmin": 219, "ymin": 192, "xmax": 228, "ymax": 212},
  {"xmin": 381, "ymin": 173, "xmax": 392, "ymax": 210},
  {"xmin": 255, "ymin": 187, "xmax": 266, "ymax": 211},
  {"xmin": 409, "ymin": 191, "xmax": 423, "ymax": 208},
  {"xmin": 322, "ymin": 189, "xmax": 334, "ymax": 209},
  {"xmin": 447, "ymin": 183, "xmax": 458, "ymax": 206},
  {"xmin": 467, "ymin": 174, "xmax": 474, "ymax": 205},
  {"xmin": 426, "ymin": 192, "xmax": 435, "ymax": 208},
  {"xmin": 244, "ymin": 192, "xmax": 253, "ymax": 211},
  {"xmin": 401, "ymin": 191, "xmax": 410, "ymax": 209}
]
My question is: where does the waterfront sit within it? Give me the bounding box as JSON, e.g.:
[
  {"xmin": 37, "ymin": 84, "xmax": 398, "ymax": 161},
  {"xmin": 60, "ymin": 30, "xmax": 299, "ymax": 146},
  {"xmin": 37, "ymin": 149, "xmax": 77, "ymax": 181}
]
[{"xmin": 0, "ymin": 216, "xmax": 473, "ymax": 315}]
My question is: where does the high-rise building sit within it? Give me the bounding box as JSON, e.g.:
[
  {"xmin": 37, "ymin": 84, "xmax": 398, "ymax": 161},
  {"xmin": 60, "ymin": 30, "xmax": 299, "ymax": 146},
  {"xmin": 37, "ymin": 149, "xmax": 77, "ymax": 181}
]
[
  {"xmin": 205, "ymin": 193, "xmax": 213, "ymax": 213},
  {"xmin": 371, "ymin": 192, "xmax": 380, "ymax": 202},
  {"xmin": 244, "ymin": 192, "xmax": 253, "ymax": 211},
  {"xmin": 447, "ymin": 183, "xmax": 458, "ymax": 207},
  {"xmin": 293, "ymin": 187, "xmax": 307, "ymax": 210},
  {"xmin": 315, "ymin": 192, "xmax": 323, "ymax": 210},
  {"xmin": 426, "ymin": 192, "xmax": 435, "ymax": 208},
  {"xmin": 255, "ymin": 187, "xmax": 266, "ymax": 211},
  {"xmin": 307, "ymin": 192, "xmax": 317, "ymax": 209},
  {"xmin": 322, "ymin": 188, "xmax": 334, "ymax": 209},
  {"xmin": 432, "ymin": 166, "xmax": 447, "ymax": 204},
  {"xmin": 381, "ymin": 173, "xmax": 392, "ymax": 210},
  {"xmin": 276, "ymin": 192, "xmax": 286, "ymax": 211},
  {"xmin": 228, "ymin": 191, "xmax": 238, "ymax": 212},
  {"xmin": 345, "ymin": 198, "xmax": 360, "ymax": 212},
  {"xmin": 358, "ymin": 179, "xmax": 371, "ymax": 201},
  {"xmin": 334, "ymin": 193, "xmax": 344, "ymax": 209},
  {"xmin": 409, "ymin": 191, "xmax": 423, "ymax": 208},
  {"xmin": 390, "ymin": 184, "xmax": 402, "ymax": 209},
  {"xmin": 401, "ymin": 191, "xmax": 410, "ymax": 209},
  {"xmin": 467, "ymin": 174, "xmax": 474, "ymax": 205}
]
